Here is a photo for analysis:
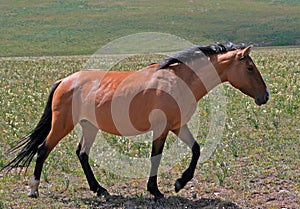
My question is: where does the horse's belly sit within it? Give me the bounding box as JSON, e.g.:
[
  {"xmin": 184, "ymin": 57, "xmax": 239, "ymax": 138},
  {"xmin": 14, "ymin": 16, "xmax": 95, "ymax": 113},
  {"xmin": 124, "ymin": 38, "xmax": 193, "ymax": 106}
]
[
  {"xmin": 93, "ymin": 103, "xmax": 152, "ymax": 136},
  {"xmin": 97, "ymin": 118, "xmax": 151, "ymax": 136}
]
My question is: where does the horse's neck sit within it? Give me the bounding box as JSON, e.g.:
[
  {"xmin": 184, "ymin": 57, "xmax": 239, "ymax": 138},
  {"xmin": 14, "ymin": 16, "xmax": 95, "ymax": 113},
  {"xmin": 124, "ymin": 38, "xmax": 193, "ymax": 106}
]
[{"xmin": 176, "ymin": 58, "xmax": 227, "ymax": 101}]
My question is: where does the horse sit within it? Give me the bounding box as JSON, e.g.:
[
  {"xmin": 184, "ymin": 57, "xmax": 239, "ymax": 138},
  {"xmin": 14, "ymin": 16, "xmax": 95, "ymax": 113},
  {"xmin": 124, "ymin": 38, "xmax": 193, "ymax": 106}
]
[{"xmin": 1, "ymin": 43, "xmax": 269, "ymax": 200}]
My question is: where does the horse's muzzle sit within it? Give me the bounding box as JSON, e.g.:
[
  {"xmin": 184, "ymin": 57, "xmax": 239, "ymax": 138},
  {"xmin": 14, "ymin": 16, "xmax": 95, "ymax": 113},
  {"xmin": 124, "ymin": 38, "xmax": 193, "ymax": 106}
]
[{"xmin": 255, "ymin": 88, "xmax": 270, "ymax": 106}]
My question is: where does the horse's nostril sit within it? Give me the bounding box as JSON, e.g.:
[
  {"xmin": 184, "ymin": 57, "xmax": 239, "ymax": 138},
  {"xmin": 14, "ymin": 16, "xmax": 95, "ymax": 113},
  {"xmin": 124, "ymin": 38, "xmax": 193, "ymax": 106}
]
[
  {"xmin": 266, "ymin": 88, "xmax": 270, "ymax": 98},
  {"xmin": 265, "ymin": 94, "xmax": 269, "ymax": 101},
  {"xmin": 264, "ymin": 87, "xmax": 270, "ymax": 103}
]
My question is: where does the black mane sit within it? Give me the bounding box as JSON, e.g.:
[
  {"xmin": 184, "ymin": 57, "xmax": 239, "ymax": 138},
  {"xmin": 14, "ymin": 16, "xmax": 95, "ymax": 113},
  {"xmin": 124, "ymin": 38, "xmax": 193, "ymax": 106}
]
[{"xmin": 158, "ymin": 42, "xmax": 247, "ymax": 70}]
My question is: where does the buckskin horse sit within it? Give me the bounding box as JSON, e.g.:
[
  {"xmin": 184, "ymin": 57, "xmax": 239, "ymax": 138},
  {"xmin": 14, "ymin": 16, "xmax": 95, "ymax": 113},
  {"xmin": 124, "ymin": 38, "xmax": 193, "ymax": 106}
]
[{"xmin": 1, "ymin": 43, "xmax": 269, "ymax": 200}]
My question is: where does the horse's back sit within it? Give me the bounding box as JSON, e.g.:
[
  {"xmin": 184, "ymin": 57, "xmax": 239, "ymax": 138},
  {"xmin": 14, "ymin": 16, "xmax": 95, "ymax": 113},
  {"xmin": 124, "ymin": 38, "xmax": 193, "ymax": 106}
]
[{"xmin": 51, "ymin": 67, "xmax": 193, "ymax": 135}]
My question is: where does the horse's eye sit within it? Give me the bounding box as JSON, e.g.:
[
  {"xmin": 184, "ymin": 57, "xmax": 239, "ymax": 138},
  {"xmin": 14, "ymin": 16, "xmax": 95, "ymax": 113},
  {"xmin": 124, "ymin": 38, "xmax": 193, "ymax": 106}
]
[{"xmin": 247, "ymin": 65, "xmax": 254, "ymax": 71}]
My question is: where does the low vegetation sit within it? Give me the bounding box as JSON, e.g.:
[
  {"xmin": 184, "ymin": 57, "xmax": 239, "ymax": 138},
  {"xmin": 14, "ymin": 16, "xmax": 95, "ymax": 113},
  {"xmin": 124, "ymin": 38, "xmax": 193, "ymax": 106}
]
[{"xmin": 0, "ymin": 47, "xmax": 299, "ymax": 208}]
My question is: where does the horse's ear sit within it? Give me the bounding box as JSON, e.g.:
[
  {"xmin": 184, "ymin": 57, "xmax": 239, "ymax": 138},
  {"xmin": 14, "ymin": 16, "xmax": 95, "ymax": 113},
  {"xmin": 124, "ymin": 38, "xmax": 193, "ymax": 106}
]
[
  {"xmin": 238, "ymin": 45, "xmax": 252, "ymax": 60},
  {"xmin": 242, "ymin": 45, "xmax": 252, "ymax": 57}
]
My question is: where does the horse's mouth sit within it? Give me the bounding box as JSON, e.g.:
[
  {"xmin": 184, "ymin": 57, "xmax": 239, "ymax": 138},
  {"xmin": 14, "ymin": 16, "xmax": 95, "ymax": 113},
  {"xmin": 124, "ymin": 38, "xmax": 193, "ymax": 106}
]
[{"xmin": 255, "ymin": 93, "xmax": 269, "ymax": 106}]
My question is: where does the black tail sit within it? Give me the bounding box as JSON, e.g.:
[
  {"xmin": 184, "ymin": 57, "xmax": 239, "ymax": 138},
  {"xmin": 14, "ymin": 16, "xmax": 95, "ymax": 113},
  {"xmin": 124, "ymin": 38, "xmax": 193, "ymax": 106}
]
[{"xmin": 1, "ymin": 81, "xmax": 61, "ymax": 172}]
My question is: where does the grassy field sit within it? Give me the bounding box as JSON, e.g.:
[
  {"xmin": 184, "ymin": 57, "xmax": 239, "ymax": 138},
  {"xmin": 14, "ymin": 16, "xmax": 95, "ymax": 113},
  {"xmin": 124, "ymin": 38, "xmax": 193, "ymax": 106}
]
[
  {"xmin": 0, "ymin": 47, "xmax": 299, "ymax": 208},
  {"xmin": 0, "ymin": 0, "xmax": 299, "ymax": 208},
  {"xmin": 1, "ymin": 0, "xmax": 300, "ymax": 57}
]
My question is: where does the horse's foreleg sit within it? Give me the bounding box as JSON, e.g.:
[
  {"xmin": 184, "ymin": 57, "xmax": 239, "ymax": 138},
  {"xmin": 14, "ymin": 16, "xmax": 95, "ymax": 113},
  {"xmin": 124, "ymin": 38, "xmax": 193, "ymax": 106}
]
[
  {"xmin": 76, "ymin": 120, "xmax": 109, "ymax": 197},
  {"xmin": 147, "ymin": 130, "xmax": 168, "ymax": 200},
  {"xmin": 172, "ymin": 124, "xmax": 200, "ymax": 193}
]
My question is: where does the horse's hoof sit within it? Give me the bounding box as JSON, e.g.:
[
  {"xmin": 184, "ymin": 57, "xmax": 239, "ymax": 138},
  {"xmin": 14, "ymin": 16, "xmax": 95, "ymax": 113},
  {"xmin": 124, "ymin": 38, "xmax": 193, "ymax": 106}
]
[
  {"xmin": 147, "ymin": 186, "xmax": 164, "ymax": 201},
  {"xmin": 154, "ymin": 193, "xmax": 165, "ymax": 202},
  {"xmin": 28, "ymin": 191, "xmax": 39, "ymax": 198},
  {"xmin": 96, "ymin": 187, "xmax": 110, "ymax": 198},
  {"xmin": 174, "ymin": 179, "xmax": 184, "ymax": 193}
]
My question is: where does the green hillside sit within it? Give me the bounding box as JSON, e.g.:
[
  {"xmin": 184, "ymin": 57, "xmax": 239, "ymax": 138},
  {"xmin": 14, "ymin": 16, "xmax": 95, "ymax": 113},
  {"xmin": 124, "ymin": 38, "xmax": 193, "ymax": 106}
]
[{"xmin": 0, "ymin": 0, "xmax": 299, "ymax": 56}]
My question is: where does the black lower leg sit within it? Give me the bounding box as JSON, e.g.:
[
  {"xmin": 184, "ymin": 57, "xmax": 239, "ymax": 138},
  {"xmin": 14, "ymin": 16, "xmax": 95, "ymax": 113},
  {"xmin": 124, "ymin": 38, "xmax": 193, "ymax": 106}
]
[
  {"xmin": 147, "ymin": 133, "xmax": 167, "ymax": 200},
  {"xmin": 76, "ymin": 144, "xmax": 109, "ymax": 197},
  {"xmin": 34, "ymin": 142, "xmax": 49, "ymax": 180},
  {"xmin": 147, "ymin": 175, "xmax": 164, "ymax": 200},
  {"xmin": 175, "ymin": 142, "xmax": 200, "ymax": 192},
  {"xmin": 28, "ymin": 142, "xmax": 49, "ymax": 198}
]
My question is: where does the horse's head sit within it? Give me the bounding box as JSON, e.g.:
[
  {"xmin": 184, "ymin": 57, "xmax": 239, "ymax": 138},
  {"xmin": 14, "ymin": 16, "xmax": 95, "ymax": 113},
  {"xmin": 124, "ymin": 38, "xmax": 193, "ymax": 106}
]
[{"xmin": 222, "ymin": 46, "xmax": 269, "ymax": 105}]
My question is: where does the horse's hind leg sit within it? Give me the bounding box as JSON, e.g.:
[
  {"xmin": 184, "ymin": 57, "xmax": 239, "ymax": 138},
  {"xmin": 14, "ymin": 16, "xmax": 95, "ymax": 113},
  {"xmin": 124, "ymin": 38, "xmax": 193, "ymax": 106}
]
[
  {"xmin": 28, "ymin": 113, "xmax": 75, "ymax": 197},
  {"xmin": 172, "ymin": 124, "xmax": 200, "ymax": 193},
  {"xmin": 76, "ymin": 120, "xmax": 109, "ymax": 197}
]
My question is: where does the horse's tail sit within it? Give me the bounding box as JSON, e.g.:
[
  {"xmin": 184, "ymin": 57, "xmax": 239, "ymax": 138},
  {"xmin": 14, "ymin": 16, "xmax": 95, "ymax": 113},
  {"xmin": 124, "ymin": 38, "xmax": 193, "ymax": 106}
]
[{"xmin": 1, "ymin": 80, "xmax": 62, "ymax": 173}]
